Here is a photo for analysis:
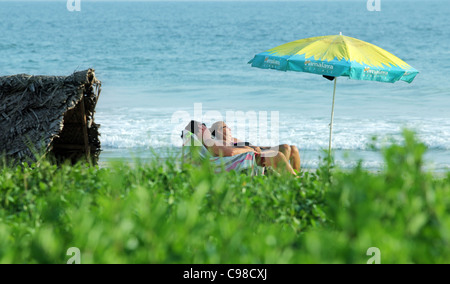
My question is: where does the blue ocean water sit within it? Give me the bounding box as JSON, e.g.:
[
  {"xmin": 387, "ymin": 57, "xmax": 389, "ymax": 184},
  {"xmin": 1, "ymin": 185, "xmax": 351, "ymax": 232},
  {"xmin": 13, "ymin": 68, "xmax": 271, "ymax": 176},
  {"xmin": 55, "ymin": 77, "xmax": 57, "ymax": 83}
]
[{"xmin": 1, "ymin": 1, "xmax": 449, "ymax": 171}]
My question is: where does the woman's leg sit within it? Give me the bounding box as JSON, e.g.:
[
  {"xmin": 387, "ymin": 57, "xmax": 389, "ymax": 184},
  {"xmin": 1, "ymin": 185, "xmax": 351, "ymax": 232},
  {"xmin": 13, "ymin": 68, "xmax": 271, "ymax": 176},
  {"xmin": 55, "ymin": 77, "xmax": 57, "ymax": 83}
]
[
  {"xmin": 261, "ymin": 151, "xmax": 297, "ymax": 176},
  {"xmin": 278, "ymin": 144, "xmax": 291, "ymax": 163},
  {"xmin": 290, "ymin": 145, "xmax": 301, "ymax": 171}
]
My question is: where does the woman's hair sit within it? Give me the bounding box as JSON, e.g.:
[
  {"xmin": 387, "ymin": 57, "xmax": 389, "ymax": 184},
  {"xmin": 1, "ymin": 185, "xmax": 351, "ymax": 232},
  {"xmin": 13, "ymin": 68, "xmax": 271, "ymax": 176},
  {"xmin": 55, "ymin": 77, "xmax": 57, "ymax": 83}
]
[
  {"xmin": 209, "ymin": 121, "xmax": 225, "ymax": 138},
  {"xmin": 181, "ymin": 121, "xmax": 206, "ymax": 138}
]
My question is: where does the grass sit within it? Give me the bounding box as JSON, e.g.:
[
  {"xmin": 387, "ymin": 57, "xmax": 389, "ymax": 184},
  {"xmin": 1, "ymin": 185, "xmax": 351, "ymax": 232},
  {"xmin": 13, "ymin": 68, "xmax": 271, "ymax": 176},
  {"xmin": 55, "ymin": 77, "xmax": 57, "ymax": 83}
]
[{"xmin": 0, "ymin": 130, "xmax": 449, "ymax": 264}]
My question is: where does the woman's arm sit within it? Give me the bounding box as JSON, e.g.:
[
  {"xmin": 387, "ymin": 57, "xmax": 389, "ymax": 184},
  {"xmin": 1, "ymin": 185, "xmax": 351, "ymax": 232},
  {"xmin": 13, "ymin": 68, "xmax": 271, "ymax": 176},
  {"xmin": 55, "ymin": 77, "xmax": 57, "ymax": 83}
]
[
  {"xmin": 205, "ymin": 139, "xmax": 255, "ymax": 157},
  {"xmin": 212, "ymin": 145, "xmax": 256, "ymax": 157}
]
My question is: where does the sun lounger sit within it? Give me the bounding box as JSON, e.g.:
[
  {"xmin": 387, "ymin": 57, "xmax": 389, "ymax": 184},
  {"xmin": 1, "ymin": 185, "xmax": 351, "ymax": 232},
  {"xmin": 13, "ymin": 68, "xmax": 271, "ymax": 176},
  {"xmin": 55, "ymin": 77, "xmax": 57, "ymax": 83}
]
[{"xmin": 181, "ymin": 130, "xmax": 264, "ymax": 176}]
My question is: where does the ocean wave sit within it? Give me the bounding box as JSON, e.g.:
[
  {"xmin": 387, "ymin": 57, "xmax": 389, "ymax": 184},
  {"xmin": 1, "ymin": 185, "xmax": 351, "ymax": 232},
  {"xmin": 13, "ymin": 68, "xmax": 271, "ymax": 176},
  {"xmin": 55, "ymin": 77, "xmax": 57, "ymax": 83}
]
[{"xmin": 96, "ymin": 111, "xmax": 450, "ymax": 151}]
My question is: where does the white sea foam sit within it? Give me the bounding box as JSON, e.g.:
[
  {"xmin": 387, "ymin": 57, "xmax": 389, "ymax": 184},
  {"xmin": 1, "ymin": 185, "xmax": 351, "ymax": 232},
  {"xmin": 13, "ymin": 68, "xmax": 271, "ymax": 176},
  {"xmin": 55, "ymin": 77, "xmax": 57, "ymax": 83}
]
[
  {"xmin": 95, "ymin": 107, "xmax": 450, "ymax": 171},
  {"xmin": 96, "ymin": 109, "xmax": 450, "ymax": 152}
]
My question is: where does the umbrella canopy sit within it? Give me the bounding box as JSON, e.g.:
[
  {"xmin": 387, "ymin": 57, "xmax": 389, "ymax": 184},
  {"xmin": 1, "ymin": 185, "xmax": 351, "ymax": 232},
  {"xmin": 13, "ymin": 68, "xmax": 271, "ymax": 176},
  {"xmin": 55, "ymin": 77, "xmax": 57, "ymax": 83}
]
[{"xmin": 248, "ymin": 34, "xmax": 419, "ymax": 152}]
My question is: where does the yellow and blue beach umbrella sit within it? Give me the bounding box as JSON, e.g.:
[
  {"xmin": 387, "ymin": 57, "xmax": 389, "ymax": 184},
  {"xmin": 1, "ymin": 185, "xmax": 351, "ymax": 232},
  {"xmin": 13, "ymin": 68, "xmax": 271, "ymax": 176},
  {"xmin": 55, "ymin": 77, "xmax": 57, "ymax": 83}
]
[{"xmin": 249, "ymin": 34, "xmax": 419, "ymax": 152}]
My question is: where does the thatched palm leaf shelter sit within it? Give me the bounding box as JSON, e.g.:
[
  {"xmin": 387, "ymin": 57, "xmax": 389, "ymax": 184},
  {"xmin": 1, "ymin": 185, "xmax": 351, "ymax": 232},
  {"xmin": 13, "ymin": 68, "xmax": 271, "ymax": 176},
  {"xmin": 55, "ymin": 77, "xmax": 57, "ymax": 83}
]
[{"xmin": 0, "ymin": 69, "xmax": 102, "ymax": 164}]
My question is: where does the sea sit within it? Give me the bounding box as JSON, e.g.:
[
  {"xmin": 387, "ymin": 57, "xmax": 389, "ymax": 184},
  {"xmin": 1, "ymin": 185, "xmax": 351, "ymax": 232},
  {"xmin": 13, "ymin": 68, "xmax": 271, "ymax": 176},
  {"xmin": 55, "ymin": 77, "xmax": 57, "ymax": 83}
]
[{"xmin": 1, "ymin": 0, "xmax": 449, "ymax": 172}]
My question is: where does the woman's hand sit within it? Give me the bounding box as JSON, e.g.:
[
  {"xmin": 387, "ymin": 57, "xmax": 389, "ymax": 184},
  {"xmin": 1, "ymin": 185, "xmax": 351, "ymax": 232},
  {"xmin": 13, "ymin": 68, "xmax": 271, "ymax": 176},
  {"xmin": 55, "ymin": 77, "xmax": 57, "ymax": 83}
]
[
  {"xmin": 254, "ymin": 152, "xmax": 266, "ymax": 166},
  {"xmin": 260, "ymin": 149, "xmax": 278, "ymax": 158},
  {"xmin": 252, "ymin": 146, "xmax": 262, "ymax": 153}
]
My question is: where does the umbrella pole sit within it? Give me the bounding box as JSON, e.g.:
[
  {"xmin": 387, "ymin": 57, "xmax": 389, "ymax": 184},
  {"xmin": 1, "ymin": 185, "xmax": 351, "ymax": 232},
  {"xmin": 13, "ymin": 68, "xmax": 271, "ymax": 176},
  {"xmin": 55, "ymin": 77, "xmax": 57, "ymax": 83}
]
[{"xmin": 329, "ymin": 77, "xmax": 337, "ymax": 154}]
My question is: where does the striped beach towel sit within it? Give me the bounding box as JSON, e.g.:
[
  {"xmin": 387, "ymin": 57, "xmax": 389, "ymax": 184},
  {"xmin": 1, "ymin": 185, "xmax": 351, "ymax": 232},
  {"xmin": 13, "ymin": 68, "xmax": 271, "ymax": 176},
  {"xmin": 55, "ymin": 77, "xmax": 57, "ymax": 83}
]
[{"xmin": 181, "ymin": 130, "xmax": 264, "ymax": 176}]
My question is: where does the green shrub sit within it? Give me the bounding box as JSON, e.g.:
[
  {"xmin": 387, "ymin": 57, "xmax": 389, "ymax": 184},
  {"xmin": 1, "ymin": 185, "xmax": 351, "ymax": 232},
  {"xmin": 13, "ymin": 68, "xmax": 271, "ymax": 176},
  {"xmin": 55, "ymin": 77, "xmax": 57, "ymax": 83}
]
[
  {"xmin": 296, "ymin": 130, "xmax": 450, "ymax": 263},
  {"xmin": 0, "ymin": 151, "xmax": 327, "ymax": 263},
  {"xmin": 0, "ymin": 130, "xmax": 448, "ymax": 263}
]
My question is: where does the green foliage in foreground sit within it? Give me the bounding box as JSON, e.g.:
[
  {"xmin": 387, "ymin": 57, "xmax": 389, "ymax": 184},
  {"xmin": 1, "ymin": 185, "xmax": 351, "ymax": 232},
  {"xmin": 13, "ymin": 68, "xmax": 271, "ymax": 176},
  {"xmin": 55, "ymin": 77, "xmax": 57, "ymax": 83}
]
[{"xmin": 0, "ymin": 130, "xmax": 449, "ymax": 264}]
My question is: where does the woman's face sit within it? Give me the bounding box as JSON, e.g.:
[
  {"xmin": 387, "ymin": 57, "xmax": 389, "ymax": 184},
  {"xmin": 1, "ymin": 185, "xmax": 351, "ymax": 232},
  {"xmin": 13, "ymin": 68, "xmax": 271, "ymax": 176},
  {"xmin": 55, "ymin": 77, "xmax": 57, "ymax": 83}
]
[
  {"xmin": 200, "ymin": 124, "xmax": 211, "ymax": 140},
  {"xmin": 216, "ymin": 122, "xmax": 231, "ymax": 140}
]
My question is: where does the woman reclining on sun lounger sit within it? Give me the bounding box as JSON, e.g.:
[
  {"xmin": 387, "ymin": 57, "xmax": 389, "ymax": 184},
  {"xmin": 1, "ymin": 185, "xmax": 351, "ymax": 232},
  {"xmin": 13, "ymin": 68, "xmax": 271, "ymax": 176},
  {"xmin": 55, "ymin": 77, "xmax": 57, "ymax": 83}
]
[
  {"xmin": 209, "ymin": 121, "xmax": 301, "ymax": 172},
  {"xmin": 183, "ymin": 120, "xmax": 297, "ymax": 176}
]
